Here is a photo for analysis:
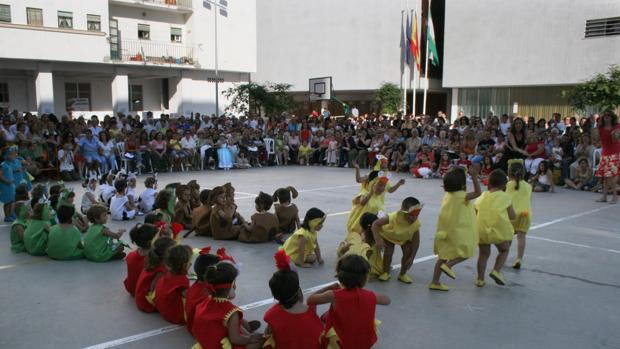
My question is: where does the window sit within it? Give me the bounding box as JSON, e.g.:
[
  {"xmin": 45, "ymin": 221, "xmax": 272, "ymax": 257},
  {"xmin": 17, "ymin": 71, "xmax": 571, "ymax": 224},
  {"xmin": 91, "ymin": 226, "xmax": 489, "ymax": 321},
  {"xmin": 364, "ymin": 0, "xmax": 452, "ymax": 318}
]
[
  {"xmin": 585, "ymin": 17, "xmax": 620, "ymax": 38},
  {"xmin": 130, "ymin": 85, "xmax": 143, "ymax": 111},
  {"xmin": 0, "ymin": 4, "xmax": 10, "ymax": 23},
  {"xmin": 27, "ymin": 8, "xmax": 43, "ymax": 26},
  {"xmin": 87, "ymin": 14, "xmax": 101, "ymax": 31},
  {"xmin": 138, "ymin": 24, "xmax": 150, "ymax": 40},
  {"xmin": 58, "ymin": 11, "xmax": 73, "ymax": 29},
  {"xmin": 0, "ymin": 83, "xmax": 9, "ymax": 104},
  {"xmin": 171, "ymin": 27, "xmax": 182, "ymax": 42},
  {"xmin": 65, "ymin": 82, "xmax": 91, "ymax": 111}
]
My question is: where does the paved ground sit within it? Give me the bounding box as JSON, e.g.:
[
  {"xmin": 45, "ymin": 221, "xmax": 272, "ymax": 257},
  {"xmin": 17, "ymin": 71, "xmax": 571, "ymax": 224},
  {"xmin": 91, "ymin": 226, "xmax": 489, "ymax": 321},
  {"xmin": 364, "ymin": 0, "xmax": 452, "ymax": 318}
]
[{"xmin": 1, "ymin": 166, "xmax": 619, "ymax": 349}]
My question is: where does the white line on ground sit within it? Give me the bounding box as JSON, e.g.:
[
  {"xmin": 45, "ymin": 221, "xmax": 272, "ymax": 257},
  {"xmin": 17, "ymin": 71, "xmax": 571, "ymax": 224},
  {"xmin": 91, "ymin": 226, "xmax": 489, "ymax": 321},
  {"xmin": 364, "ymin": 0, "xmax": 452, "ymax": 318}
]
[
  {"xmin": 297, "ymin": 184, "xmax": 360, "ymax": 193},
  {"xmin": 528, "ymin": 236, "xmax": 620, "ymax": 254}
]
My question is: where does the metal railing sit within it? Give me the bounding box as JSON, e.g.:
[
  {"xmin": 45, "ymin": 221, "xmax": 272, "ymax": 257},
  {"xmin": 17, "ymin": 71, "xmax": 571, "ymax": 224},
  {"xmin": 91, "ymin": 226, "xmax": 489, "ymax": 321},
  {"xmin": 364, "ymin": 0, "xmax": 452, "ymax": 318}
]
[
  {"xmin": 116, "ymin": 39, "xmax": 196, "ymax": 65},
  {"xmin": 129, "ymin": 0, "xmax": 193, "ymax": 10}
]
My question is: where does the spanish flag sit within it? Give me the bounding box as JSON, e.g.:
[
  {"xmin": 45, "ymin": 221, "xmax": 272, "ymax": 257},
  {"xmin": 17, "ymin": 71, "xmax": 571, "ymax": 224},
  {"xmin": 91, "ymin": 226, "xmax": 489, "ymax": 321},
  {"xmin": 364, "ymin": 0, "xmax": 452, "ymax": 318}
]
[{"xmin": 410, "ymin": 10, "xmax": 420, "ymax": 71}]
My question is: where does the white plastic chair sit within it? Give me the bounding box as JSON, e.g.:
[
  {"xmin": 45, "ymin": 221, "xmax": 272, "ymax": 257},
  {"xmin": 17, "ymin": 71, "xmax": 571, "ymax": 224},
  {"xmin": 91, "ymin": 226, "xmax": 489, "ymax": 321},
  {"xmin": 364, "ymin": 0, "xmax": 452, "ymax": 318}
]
[
  {"xmin": 264, "ymin": 138, "xmax": 278, "ymax": 165},
  {"xmin": 115, "ymin": 142, "xmax": 140, "ymax": 174},
  {"xmin": 592, "ymin": 148, "xmax": 602, "ymax": 172}
]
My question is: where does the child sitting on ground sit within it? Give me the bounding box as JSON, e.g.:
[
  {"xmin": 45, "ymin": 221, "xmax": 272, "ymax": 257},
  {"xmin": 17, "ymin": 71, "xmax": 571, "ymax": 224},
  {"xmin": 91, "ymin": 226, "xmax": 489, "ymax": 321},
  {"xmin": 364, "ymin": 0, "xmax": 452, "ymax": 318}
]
[
  {"xmin": 127, "ymin": 173, "xmax": 140, "ymax": 215},
  {"xmin": 282, "ymin": 208, "xmax": 325, "ymax": 268},
  {"xmin": 124, "ymin": 224, "xmax": 158, "ymax": 296},
  {"xmin": 239, "ymin": 192, "xmax": 280, "ymax": 243},
  {"xmin": 23, "ymin": 203, "xmax": 52, "ymax": 256},
  {"xmin": 81, "ymin": 176, "xmax": 98, "ymax": 214},
  {"xmin": 191, "ymin": 189, "xmax": 212, "ymax": 237},
  {"xmin": 99, "ymin": 173, "xmax": 116, "ymax": 206},
  {"xmin": 135, "ymin": 237, "xmax": 176, "ymax": 312},
  {"xmin": 209, "ymin": 186, "xmax": 250, "ymax": 240},
  {"xmin": 272, "ymin": 186, "xmax": 300, "ymax": 237},
  {"xmin": 57, "ymin": 189, "xmax": 89, "ymax": 232},
  {"xmin": 10, "ymin": 201, "xmax": 31, "ymax": 253},
  {"xmin": 155, "ymin": 244, "xmax": 193, "ymax": 324},
  {"xmin": 263, "ymin": 250, "xmax": 323, "ymax": 349},
  {"xmin": 110, "ymin": 179, "xmax": 137, "ymax": 221},
  {"xmin": 47, "ymin": 204, "xmax": 84, "ymax": 260},
  {"xmin": 437, "ymin": 152, "xmax": 452, "ymax": 178},
  {"xmin": 83, "ymin": 205, "xmax": 126, "ymax": 262},
  {"xmin": 411, "ymin": 152, "xmax": 434, "ymax": 178},
  {"xmin": 187, "ymin": 180, "xmax": 201, "ymax": 209},
  {"xmin": 173, "ymin": 184, "xmax": 193, "ymax": 229},
  {"xmin": 139, "ymin": 176, "xmax": 158, "ymax": 214},
  {"xmin": 529, "ymin": 160, "xmax": 554, "ymax": 193},
  {"xmin": 186, "ymin": 247, "xmax": 220, "ymax": 334},
  {"xmin": 338, "ymin": 212, "xmax": 383, "ymax": 279},
  {"xmin": 308, "ymin": 254, "xmax": 391, "ymax": 349}
]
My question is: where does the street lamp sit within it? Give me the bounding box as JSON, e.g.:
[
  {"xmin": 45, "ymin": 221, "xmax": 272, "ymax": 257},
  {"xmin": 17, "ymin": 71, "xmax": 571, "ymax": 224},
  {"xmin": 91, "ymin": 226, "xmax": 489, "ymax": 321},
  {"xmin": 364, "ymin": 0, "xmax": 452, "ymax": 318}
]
[{"xmin": 202, "ymin": 0, "xmax": 228, "ymax": 116}]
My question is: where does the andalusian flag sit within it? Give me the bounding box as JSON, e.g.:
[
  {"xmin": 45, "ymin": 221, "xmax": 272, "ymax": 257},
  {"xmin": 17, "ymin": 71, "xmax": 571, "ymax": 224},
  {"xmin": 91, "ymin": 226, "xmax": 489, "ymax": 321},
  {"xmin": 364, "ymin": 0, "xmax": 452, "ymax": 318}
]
[
  {"xmin": 410, "ymin": 10, "xmax": 420, "ymax": 71},
  {"xmin": 427, "ymin": 7, "xmax": 439, "ymax": 66}
]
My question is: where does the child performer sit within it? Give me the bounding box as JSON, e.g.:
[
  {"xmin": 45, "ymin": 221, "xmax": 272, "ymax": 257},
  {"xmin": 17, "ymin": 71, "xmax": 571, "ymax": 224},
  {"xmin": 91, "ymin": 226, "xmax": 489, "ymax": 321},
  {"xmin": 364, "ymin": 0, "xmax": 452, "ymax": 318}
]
[
  {"xmin": 135, "ymin": 237, "xmax": 176, "ymax": 313},
  {"xmin": 186, "ymin": 247, "xmax": 220, "ymax": 334},
  {"xmin": 154, "ymin": 244, "xmax": 193, "ymax": 324},
  {"xmin": 308, "ymin": 254, "xmax": 391, "ymax": 349},
  {"xmin": 209, "ymin": 186, "xmax": 249, "ymax": 240},
  {"xmin": 23, "ymin": 203, "xmax": 51, "ymax": 256},
  {"xmin": 475, "ymin": 169, "xmax": 516, "ymax": 287},
  {"xmin": 127, "ymin": 173, "xmax": 141, "ymax": 215},
  {"xmin": 99, "ymin": 172, "xmax": 116, "ymax": 206},
  {"xmin": 346, "ymin": 173, "xmax": 404, "ymax": 233},
  {"xmin": 282, "ymin": 208, "xmax": 325, "ymax": 268},
  {"xmin": 239, "ymin": 192, "xmax": 280, "ymax": 243},
  {"xmin": 272, "ymin": 186, "xmax": 300, "ymax": 237},
  {"xmin": 187, "ymin": 180, "xmax": 201, "ymax": 209},
  {"xmin": 81, "ymin": 176, "xmax": 98, "ymax": 214},
  {"xmin": 110, "ymin": 179, "xmax": 137, "ymax": 221},
  {"xmin": 46, "ymin": 204, "xmax": 84, "ymax": 260},
  {"xmin": 0, "ymin": 146, "xmax": 17, "ymax": 222},
  {"xmin": 338, "ymin": 212, "xmax": 383, "ymax": 279},
  {"xmin": 83, "ymin": 205, "xmax": 126, "ymax": 262},
  {"xmin": 10, "ymin": 201, "xmax": 30, "ymax": 253},
  {"xmin": 191, "ymin": 262, "xmax": 264, "ymax": 349},
  {"xmin": 173, "ymin": 184, "xmax": 193, "ymax": 229},
  {"xmin": 139, "ymin": 176, "xmax": 158, "ymax": 214},
  {"xmin": 430, "ymin": 165, "xmax": 481, "ymax": 291},
  {"xmin": 263, "ymin": 250, "xmax": 323, "ymax": 349},
  {"xmin": 506, "ymin": 160, "xmax": 532, "ymax": 269},
  {"xmin": 371, "ymin": 197, "xmax": 422, "ymax": 284},
  {"xmin": 191, "ymin": 189, "xmax": 212, "ymax": 237},
  {"xmin": 124, "ymin": 224, "xmax": 158, "ymax": 296}
]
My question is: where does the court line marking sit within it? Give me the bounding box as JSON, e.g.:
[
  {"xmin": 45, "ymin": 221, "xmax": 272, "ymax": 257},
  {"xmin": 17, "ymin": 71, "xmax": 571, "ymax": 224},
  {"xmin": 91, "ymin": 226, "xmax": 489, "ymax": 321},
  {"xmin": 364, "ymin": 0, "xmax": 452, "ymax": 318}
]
[
  {"xmin": 528, "ymin": 236, "xmax": 620, "ymax": 254},
  {"xmin": 234, "ymin": 184, "xmax": 361, "ymax": 200}
]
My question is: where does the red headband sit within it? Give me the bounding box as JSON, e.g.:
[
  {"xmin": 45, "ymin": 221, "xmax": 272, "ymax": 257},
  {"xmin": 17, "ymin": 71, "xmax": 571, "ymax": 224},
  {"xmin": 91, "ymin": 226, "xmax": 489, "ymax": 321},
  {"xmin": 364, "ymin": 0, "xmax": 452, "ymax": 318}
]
[
  {"xmin": 199, "ymin": 246, "xmax": 212, "ymax": 255},
  {"xmin": 274, "ymin": 249, "xmax": 291, "ymax": 271}
]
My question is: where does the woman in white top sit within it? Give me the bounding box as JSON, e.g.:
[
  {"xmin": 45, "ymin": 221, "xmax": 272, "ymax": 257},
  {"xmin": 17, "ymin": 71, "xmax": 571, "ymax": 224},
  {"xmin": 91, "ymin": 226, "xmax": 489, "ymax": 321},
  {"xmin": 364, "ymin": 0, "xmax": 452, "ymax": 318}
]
[{"xmin": 98, "ymin": 131, "xmax": 117, "ymax": 173}]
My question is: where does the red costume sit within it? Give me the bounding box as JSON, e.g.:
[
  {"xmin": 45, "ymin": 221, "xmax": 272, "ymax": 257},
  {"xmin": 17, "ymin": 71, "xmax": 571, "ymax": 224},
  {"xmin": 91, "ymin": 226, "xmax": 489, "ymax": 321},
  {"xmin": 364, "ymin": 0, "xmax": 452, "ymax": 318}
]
[
  {"xmin": 154, "ymin": 271, "xmax": 189, "ymax": 324},
  {"xmin": 192, "ymin": 297, "xmax": 245, "ymax": 349},
  {"xmin": 185, "ymin": 281, "xmax": 213, "ymax": 334},
  {"xmin": 322, "ymin": 288, "xmax": 377, "ymax": 349},
  {"xmin": 263, "ymin": 304, "xmax": 323, "ymax": 349},
  {"xmin": 123, "ymin": 250, "xmax": 146, "ymax": 296},
  {"xmin": 135, "ymin": 264, "xmax": 166, "ymax": 313}
]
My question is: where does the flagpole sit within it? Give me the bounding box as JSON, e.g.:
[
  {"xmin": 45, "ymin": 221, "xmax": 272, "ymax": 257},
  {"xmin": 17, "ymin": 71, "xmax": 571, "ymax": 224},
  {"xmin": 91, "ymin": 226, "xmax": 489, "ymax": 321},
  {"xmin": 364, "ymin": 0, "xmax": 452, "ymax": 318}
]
[
  {"xmin": 422, "ymin": 0, "xmax": 430, "ymax": 115},
  {"xmin": 400, "ymin": 10, "xmax": 405, "ymax": 114},
  {"xmin": 410, "ymin": 9, "xmax": 416, "ymax": 117},
  {"xmin": 402, "ymin": 10, "xmax": 408, "ymax": 115}
]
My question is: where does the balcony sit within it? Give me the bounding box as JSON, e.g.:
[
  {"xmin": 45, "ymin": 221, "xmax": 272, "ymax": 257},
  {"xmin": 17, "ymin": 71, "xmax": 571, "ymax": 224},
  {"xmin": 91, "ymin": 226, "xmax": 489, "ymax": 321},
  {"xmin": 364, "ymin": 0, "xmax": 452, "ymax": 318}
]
[
  {"xmin": 109, "ymin": 0, "xmax": 193, "ymax": 13},
  {"xmin": 111, "ymin": 39, "xmax": 197, "ymax": 67}
]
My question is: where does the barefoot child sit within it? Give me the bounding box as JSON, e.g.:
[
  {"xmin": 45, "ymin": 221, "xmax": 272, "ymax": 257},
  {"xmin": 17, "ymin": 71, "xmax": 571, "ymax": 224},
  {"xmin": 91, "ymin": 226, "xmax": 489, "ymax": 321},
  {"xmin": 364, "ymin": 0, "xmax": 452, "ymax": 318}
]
[
  {"xmin": 430, "ymin": 165, "xmax": 481, "ymax": 291},
  {"xmin": 371, "ymin": 197, "xmax": 422, "ymax": 284},
  {"xmin": 186, "ymin": 247, "xmax": 220, "ymax": 334},
  {"xmin": 506, "ymin": 160, "xmax": 532, "ymax": 269},
  {"xmin": 475, "ymin": 169, "xmax": 516, "ymax": 287},
  {"xmin": 10, "ymin": 201, "xmax": 30, "ymax": 253},
  {"xmin": 135, "ymin": 237, "xmax": 176, "ymax": 312},
  {"xmin": 191, "ymin": 189, "xmax": 212, "ymax": 236},
  {"xmin": 263, "ymin": 250, "xmax": 323, "ymax": 349},
  {"xmin": 46, "ymin": 205, "xmax": 84, "ymax": 260},
  {"xmin": 124, "ymin": 224, "xmax": 158, "ymax": 296},
  {"xmin": 282, "ymin": 208, "xmax": 325, "ymax": 268},
  {"xmin": 239, "ymin": 192, "xmax": 280, "ymax": 243},
  {"xmin": 23, "ymin": 203, "xmax": 52, "ymax": 256},
  {"xmin": 155, "ymin": 244, "xmax": 193, "ymax": 324},
  {"xmin": 308, "ymin": 254, "xmax": 391, "ymax": 349},
  {"xmin": 83, "ymin": 205, "xmax": 126, "ymax": 262}
]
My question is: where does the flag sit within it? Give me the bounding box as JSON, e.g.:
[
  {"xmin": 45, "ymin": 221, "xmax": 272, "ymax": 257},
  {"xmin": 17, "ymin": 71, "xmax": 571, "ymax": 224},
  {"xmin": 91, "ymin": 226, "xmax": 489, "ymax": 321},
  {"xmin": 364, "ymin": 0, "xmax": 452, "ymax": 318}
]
[
  {"xmin": 427, "ymin": 7, "xmax": 439, "ymax": 67},
  {"xmin": 410, "ymin": 10, "xmax": 420, "ymax": 71},
  {"xmin": 404, "ymin": 13, "xmax": 411, "ymax": 65}
]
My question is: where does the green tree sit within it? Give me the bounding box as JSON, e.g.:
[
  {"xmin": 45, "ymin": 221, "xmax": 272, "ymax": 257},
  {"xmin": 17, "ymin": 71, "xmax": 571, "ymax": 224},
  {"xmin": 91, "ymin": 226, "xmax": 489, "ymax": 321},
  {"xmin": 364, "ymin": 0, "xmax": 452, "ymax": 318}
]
[
  {"xmin": 563, "ymin": 65, "xmax": 620, "ymax": 113},
  {"xmin": 375, "ymin": 82, "xmax": 402, "ymax": 115},
  {"xmin": 223, "ymin": 82, "xmax": 296, "ymax": 116}
]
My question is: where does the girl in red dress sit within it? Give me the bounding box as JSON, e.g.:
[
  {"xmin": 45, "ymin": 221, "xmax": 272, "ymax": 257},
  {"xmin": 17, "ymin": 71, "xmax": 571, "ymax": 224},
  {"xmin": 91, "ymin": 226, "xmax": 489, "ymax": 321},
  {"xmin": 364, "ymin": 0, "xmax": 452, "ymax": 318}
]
[
  {"xmin": 308, "ymin": 254, "xmax": 391, "ymax": 349},
  {"xmin": 124, "ymin": 224, "xmax": 158, "ymax": 296},
  {"xmin": 437, "ymin": 151, "xmax": 452, "ymax": 178},
  {"xmin": 191, "ymin": 262, "xmax": 263, "ymax": 349},
  {"xmin": 186, "ymin": 247, "xmax": 220, "ymax": 335},
  {"xmin": 263, "ymin": 250, "xmax": 323, "ymax": 349},
  {"xmin": 593, "ymin": 112, "xmax": 620, "ymax": 203},
  {"xmin": 155, "ymin": 244, "xmax": 193, "ymax": 324},
  {"xmin": 134, "ymin": 237, "xmax": 175, "ymax": 312}
]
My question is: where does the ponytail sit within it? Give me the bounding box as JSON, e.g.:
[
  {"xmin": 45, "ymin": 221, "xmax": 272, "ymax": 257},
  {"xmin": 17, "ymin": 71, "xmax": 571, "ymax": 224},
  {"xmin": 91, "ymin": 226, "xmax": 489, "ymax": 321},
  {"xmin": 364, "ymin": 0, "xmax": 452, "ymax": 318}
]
[
  {"xmin": 145, "ymin": 237, "xmax": 175, "ymax": 270},
  {"xmin": 508, "ymin": 162, "xmax": 525, "ymax": 191}
]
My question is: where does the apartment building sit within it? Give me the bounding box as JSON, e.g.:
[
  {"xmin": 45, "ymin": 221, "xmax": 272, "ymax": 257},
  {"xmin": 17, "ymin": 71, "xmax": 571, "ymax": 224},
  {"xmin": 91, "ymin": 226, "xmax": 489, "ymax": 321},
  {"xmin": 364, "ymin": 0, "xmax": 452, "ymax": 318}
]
[{"xmin": 0, "ymin": 0, "xmax": 256, "ymax": 117}]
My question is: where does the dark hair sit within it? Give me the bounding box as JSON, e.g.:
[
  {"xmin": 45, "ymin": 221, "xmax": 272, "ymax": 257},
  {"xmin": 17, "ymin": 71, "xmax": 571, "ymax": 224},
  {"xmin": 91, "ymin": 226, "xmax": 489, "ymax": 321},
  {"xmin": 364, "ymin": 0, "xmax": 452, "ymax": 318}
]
[
  {"xmin": 49, "ymin": 194, "xmax": 60, "ymax": 212},
  {"xmin": 144, "ymin": 212, "xmax": 163, "ymax": 224},
  {"xmin": 537, "ymin": 160, "xmax": 549, "ymax": 174},
  {"xmin": 194, "ymin": 253, "xmax": 220, "ymax": 282},
  {"xmin": 129, "ymin": 224, "xmax": 158, "ymax": 249},
  {"xmin": 15, "ymin": 183, "xmax": 29, "ymax": 201},
  {"xmin": 164, "ymin": 244, "xmax": 193, "ymax": 275},
  {"xmin": 205, "ymin": 262, "xmax": 239, "ymax": 297},
  {"xmin": 336, "ymin": 254, "xmax": 370, "ymax": 289},
  {"xmin": 154, "ymin": 190, "xmax": 172, "ymax": 210},
  {"xmin": 359, "ymin": 212, "xmax": 378, "ymax": 245},
  {"xmin": 301, "ymin": 207, "xmax": 325, "ymax": 230},
  {"xmin": 272, "ymin": 186, "xmax": 298, "ymax": 204},
  {"xmin": 30, "ymin": 184, "xmax": 46, "ymax": 205},
  {"xmin": 145, "ymin": 237, "xmax": 176, "ymax": 270},
  {"xmin": 255, "ymin": 191, "xmax": 273, "ymax": 211},
  {"xmin": 86, "ymin": 205, "xmax": 108, "ymax": 223},
  {"xmin": 176, "ymin": 184, "xmax": 189, "ymax": 200},
  {"xmin": 269, "ymin": 269, "xmax": 301, "ymax": 309},
  {"xmin": 401, "ymin": 197, "xmax": 420, "ymax": 211},
  {"xmin": 144, "ymin": 176, "xmax": 157, "ymax": 188},
  {"xmin": 510, "ymin": 117, "xmax": 527, "ymax": 140},
  {"xmin": 49, "ymin": 184, "xmax": 63, "ymax": 197},
  {"xmin": 488, "ymin": 169, "xmax": 508, "ymax": 188},
  {"xmin": 32, "ymin": 203, "xmax": 47, "ymax": 220},
  {"xmin": 56, "ymin": 204, "xmax": 75, "ymax": 224},
  {"xmin": 599, "ymin": 111, "xmax": 618, "ymax": 128},
  {"xmin": 199, "ymin": 189, "xmax": 212, "ymax": 205},
  {"xmin": 508, "ymin": 162, "xmax": 525, "ymax": 190},
  {"xmin": 443, "ymin": 167, "xmax": 467, "ymax": 192},
  {"xmin": 367, "ymin": 171, "xmax": 379, "ymax": 183},
  {"xmin": 114, "ymin": 179, "xmax": 128, "ymax": 193},
  {"xmin": 208, "ymin": 186, "xmax": 226, "ymax": 205}
]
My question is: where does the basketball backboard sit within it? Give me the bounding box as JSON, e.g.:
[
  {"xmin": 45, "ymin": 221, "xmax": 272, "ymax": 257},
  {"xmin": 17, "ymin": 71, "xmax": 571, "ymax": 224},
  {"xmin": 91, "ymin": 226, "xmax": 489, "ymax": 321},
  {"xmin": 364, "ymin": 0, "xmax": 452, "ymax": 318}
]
[{"xmin": 309, "ymin": 76, "xmax": 332, "ymax": 101}]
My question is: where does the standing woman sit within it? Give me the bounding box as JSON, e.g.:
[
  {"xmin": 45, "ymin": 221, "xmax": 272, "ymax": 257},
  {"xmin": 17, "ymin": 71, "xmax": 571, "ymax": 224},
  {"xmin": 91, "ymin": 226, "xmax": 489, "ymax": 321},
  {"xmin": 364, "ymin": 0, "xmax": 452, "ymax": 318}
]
[
  {"xmin": 592, "ymin": 112, "xmax": 620, "ymax": 203},
  {"xmin": 500, "ymin": 117, "xmax": 528, "ymax": 171}
]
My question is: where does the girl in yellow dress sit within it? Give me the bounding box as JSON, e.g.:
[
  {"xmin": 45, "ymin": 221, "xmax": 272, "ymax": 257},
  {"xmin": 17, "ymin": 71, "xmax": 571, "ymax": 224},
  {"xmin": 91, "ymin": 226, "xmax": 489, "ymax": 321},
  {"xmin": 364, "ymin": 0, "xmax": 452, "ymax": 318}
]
[
  {"xmin": 372, "ymin": 197, "xmax": 422, "ymax": 284},
  {"xmin": 506, "ymin": 160, "xmax": 532, "ymax": 269},
  {"xmin": 353, "ymin": 155, "xmax": 390, "ymax": 195},
  {"xmin": 282, "ymin": 208, "xmax": 325, "ymax": 268},
  {"xmin": 337, "ymin": 212, "xmax": 383, "ymax": 279},
  {"xmin": 475, "ymin": 169, "xmax": 516, "ymax": 287},
  {"xmin": 430, "ymin": 165, "xmax": 481, "ymax": 291}
]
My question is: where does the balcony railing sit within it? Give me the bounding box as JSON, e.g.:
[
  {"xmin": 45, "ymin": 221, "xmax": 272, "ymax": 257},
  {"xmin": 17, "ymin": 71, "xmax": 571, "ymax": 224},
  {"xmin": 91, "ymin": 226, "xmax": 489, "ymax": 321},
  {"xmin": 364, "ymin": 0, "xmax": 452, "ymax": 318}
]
[{"xmin": 113, "ymin": 39, "xmax": 196, "ymax": 66}]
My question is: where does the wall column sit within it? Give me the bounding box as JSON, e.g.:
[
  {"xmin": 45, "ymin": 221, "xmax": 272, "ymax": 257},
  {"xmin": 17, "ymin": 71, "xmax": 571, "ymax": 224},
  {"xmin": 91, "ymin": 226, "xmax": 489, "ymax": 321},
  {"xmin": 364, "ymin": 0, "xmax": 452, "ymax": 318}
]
[
  {"xmin": 35, "ymin": 67, "xmax": 54, "ymax": 114},
  {"xmin": 169, "ymin": 71, "xmax": 193, "ymax": 117},
  {"xmin": 449, "ymin": 87, "xmax": 459, "ymax": 122},
  {"xmin": 112, "ymin": 74, "xmax": 129, "ymax": 114}
]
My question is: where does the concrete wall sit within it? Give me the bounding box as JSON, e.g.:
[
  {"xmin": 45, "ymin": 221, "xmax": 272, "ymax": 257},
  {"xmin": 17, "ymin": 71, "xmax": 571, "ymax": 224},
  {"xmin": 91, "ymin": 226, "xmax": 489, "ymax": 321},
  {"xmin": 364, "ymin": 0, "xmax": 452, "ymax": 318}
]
[
  {"xmin": 443, "ymin": 0, "xmax": 620, "ymax": 88},
  {"xmin": 110, "ymin": 5, "xmax": 186, "ymax": 42},
  {"xmin": 1, "ymin": 0, "xmax": 109, "ymax": 31},
  {"xmin": 0, "ymin": 76, "xmax": 35, "ymax": 112}
]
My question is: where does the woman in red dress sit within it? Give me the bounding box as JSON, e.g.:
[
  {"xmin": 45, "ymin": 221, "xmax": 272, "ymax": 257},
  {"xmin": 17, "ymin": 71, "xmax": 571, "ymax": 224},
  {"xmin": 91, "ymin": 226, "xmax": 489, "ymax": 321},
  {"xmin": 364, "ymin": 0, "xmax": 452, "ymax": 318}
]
[{"xmin": 593, "ymin": 112, "xmax": 620, "ymax": 203}]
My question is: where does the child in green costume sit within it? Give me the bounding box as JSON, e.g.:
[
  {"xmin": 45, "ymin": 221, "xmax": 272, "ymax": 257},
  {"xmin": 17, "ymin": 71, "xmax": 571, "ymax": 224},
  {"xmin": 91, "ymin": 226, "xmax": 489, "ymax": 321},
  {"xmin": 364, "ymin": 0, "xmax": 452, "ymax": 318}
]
[
  {"xmin": 23, "ymin": 203, "xmax": 52, "ymax": 256},
  {"xmin": 10, "ymin": 201, "xmax": 31, "ymax": 253},
  {"xmin": 83, "ymin": 205, "xmax": 126, "ymax": 262},
  {"xmin": 47, "ymin": 204, "xmax": 84, "ymax": 260}
]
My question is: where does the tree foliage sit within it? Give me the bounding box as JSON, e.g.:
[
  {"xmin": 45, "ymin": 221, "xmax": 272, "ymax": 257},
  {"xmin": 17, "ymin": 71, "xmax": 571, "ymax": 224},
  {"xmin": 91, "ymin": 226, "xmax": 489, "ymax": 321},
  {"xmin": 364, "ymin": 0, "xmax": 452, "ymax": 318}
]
[
  {"xmin": 374, "ymin": 82, "xmax": 402, "ymax": 115},
  {"xmin": 563, "ymin": 65, "xmax": 620, "ymax": 113},
  {"xmin": 223, "ymin": 82, "xmax": 296, "ymax": 116}
]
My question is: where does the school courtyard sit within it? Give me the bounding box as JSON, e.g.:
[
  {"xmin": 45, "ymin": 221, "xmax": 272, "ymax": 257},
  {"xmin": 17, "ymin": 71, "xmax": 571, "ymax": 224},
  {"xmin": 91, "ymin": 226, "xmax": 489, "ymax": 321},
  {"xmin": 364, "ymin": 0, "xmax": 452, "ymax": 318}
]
[{"xmin": 1, "ymin": 166, "xmax": 619, "ymax": 349}]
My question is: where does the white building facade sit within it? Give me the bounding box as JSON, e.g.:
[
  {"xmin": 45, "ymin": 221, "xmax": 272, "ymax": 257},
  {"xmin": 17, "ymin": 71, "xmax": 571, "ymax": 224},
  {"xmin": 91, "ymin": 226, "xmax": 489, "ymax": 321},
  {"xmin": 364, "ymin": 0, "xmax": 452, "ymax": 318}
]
[{"xmin": 0, "ymin": 0, "xmax": 256, "ymax": 117}]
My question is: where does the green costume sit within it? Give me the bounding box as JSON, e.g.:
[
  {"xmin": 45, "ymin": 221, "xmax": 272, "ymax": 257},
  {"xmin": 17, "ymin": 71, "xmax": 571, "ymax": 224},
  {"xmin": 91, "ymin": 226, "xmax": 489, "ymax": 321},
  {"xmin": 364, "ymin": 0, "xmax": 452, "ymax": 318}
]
[
  {"xmin": 10, "ymin": 203, "xmax": 28, "ymax": 253},
  {"xmin": 47, "ymin": 224, "xmax": 84, "ymax": 260},
  {"xmin": 83, "ymin": 224, "xmax": 119, "ymax": 262},
  {"xmin": 23, "ymin": 205, "xmax": 51, "ymax": 256}
]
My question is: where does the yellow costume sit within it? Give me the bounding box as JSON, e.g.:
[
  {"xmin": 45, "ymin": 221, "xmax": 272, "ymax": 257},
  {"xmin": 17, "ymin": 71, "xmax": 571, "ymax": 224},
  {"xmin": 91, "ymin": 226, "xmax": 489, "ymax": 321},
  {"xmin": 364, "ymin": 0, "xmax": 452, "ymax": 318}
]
[
  {"xmin": 475, "ymin": 191, "xmax": 514, "ymax": 244},
  {"xmin": 345, "ymin": 192, "xmax": 385, "ymax": 233},
  {"xmin": 368, "ymin": 245, "xmax": 383, "ymax": 278},
  {"xmin": 379, "ymin": 211, "xmax": 420, "ymax": 245},
  {"xmin": 506, "ymin": 180, "xmax": 532, "ymax": 233},
  {"xmin": 337, "ymin": 230, "xmax": 383, "ymax": 278},
  {"xmin": 283, "ymin": 227, "xmax": 316, "ymax": 262},
  {"xmin": 434, "ymin": 191, "xmax": 478, "ymax": 260}
]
